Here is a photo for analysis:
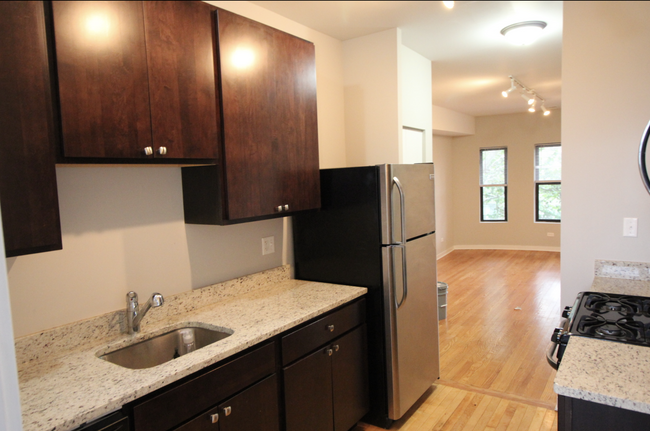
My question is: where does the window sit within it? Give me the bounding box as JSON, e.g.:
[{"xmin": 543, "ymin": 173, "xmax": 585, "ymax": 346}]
[
  {"xmin": 535, "ymin": 144, "xmax": 561, "ymax": 222},
  {"xmin": 480, "ymin": 148, "xmax": 507, "ymax": 221}
]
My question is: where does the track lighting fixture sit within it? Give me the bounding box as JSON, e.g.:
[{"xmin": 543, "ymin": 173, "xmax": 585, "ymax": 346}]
[
  {"xmin": 501, "ymin": 75, "xmax": 551, "ymax": 116},
  {"xmin": 502, "ymin": 77, "xmax": 516, "ymax": 97}
]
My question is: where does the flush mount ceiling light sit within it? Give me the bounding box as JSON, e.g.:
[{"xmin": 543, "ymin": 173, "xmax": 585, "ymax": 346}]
[
  {"xmin": 501, "ymin": 75, "xmax": 551, "ymax": 116},
  {"xmin": 500, "ymin": 21, "xmax": 547, "ymax": 46},
  {"xmin": 442, "ymin": 1, "xmax": 454, "ymax": 9}
]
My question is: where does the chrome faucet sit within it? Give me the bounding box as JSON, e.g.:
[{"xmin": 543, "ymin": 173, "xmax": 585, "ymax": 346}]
[{"xmin": 126, "ymin": 291, "xmax": 164, "ymax": 334}]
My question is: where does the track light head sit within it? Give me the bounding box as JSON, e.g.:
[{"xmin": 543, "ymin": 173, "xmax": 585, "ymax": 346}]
[
  {"xmin": 528, "ymin": 102, "xmax": 536, "ymax": 113},
  {"xmin": 542, "ymin": 103, "xmax": 551, "ymax": 116},
  {"xmin": 502, "ymin": 77, "xmax": 516, "ymax": 98}
]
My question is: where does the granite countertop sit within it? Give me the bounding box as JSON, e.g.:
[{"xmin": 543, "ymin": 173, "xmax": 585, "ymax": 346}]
[
  {"xmin": 15, "ymin": 266, "xmax": 367, "ymax": 431},
  {"xmin": 554, "ymin": 260, "xmax": 650, "ymax": 414}
]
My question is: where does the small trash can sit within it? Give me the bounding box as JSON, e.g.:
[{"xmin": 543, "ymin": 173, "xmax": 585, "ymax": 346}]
[{"xmin": 437, "ymin": 282, "xmax": 448, "ymax": 320}]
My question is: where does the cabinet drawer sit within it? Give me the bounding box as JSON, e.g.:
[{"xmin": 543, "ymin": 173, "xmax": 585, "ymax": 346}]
[
  {"xmin": 134, "ymin": 342, "xmax": 275, "ymax": 431},
  {"xmin": 282, "ymin": 299, "xmax": 365, "ymax": 366}
]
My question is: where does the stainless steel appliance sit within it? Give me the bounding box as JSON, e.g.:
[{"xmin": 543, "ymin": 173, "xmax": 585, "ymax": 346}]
[
  {"xmin": 293, "ymin": 164, "xmax": 440, "ymax": 428},
  {"xmin": 547, "ymin": 291, "xmax": 650, "ymax": 369}
]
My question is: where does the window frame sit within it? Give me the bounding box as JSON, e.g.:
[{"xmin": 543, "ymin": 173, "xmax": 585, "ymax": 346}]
[
  {"xmin": 534, "ymin": 143, "xmax": 561, "ymax": 223},
  {"xmin": 479, "ymin": 147, "xmax": 508, "ymax": 222}
]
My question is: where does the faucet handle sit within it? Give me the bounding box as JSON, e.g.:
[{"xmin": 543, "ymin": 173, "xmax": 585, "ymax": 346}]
[
  {"xmin": 151, "ymin": 293, "xmax": 164, "ymax": 307},
  {"xmin": 126, "ymin": 291, "xmax": 138, "ymax": 311}
]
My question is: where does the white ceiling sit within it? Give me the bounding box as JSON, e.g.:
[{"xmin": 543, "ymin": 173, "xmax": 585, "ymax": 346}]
[{"xmin": 249, "ymin": 1, "xmax": 562, "ymax": 117}]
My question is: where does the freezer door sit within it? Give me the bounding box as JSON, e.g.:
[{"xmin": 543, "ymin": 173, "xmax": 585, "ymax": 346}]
[
  {"xmin": 379, "ymin": 164, "xmax": 436, "ymax": 245},
  {"xmin": 383, "ymin": 233, "xmax": 440, "ymax": 420}
]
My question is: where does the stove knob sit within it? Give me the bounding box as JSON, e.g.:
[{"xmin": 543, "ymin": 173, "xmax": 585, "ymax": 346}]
[
  {"xmin": 551, "ymin": 327, "xmax": 564, "ymax": 343},
  {"xmin": 561, "ymin": 306, "xmax": 572, "ymax": 319}
]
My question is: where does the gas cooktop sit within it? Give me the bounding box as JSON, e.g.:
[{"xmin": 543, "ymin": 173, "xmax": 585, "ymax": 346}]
[{"xmin": 568, "ymin": 291, "xmax": 650, "ymax": 346}]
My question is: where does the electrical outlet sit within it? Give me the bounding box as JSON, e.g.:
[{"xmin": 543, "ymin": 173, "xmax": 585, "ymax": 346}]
[
  {"xmin": 624, "ymin": 218, "xmax": 638, "ymax": 237},
  {"xmin": 547, "ymin": 232, "xmax": 555, "ymax": 237},
  {"xmin": 262, "ymin": 236, "xmax": 275, "ymax": 255}
]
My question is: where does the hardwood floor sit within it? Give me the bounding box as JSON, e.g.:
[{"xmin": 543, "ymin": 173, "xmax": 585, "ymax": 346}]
[{"xmin": 356, "ymin": 249, "xmax": 561, "ymax": 431}]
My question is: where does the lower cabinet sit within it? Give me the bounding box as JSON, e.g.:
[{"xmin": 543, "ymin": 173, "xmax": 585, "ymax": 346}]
[
  {"xmin": 558, "ymin": 395, "xmax": 650, "ymax": 431},
  {"xmin": 127, "ymin": 298, "xmax": 368, "ymax": 431},
  {"xmin": 132, "ymin": 342, "xmax": 277, "ymax": 431},
  {"xmin": 284, "ymin": 325, "xmax": 369, "ymax": 431},
  {"xmin": 175, "ymin": 374, "xmax": 279, "ymax": 431}
]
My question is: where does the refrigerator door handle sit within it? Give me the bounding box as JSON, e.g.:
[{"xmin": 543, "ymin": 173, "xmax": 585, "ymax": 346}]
[{"xmin": 392, "ymin": 177, "xmax": 408, "ymax": 308}]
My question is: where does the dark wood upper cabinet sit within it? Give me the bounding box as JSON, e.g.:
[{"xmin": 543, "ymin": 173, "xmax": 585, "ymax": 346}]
[
  {"xmin": 182, "ymin": 9, "xmax": 320, "ymax": 223},
  {"xmin": 0, "ymin": 1, "xmax": 62, "ymax": 257},
  {"xmin": 143, "ymin": 1, "xmax": 218, "ymax": 160},
  {"xmin": 51, "ymin": 0, "xmax": 218, "ymax": 161}
]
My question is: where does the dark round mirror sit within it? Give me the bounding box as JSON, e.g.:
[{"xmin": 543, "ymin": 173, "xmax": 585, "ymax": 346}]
[{"xmin": 640, "ymin": 121, "xmax": 650, "ymax": 194}]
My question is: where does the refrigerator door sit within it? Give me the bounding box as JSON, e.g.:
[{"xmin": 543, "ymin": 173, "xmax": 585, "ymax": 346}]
[
  {"xmin": 383, "ymin": 233, "xmax": 440, "ymax": 420},
  {"xmin": 379, "ymin": 164, "xmax": 436, "ymax": 245}
]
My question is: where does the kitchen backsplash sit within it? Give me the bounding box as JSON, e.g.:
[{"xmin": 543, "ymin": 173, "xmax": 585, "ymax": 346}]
[{"xmin": 595, "ymin": 260, "xmax": 650, "ymax": 281}]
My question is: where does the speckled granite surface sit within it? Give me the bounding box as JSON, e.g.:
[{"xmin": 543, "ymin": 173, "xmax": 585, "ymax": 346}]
[
  {"xmin": 554, "ymin": 337, "xmax": 650, "ymax": 414},
  {"xmin": 15, "ymin": 266, "xmax": 367, "ymax": 431},
  {"xmin": 554, "ymin": 260, "xmax": 650, "ymax": 414}
]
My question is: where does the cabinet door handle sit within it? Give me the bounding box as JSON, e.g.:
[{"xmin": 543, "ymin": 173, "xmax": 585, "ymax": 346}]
[
  {"xmin": 327, "ymin": 324, "xmax": 335, "ymax": 332},
  {"xmin": 276, "ymin": 205, "xmax": 283, "ymax": 212},
  {"xmin": 144, "ymin": 147, "xmax": 153, "ymax": 156},
  {"xmin": 326, "ymin": 348, "xmax": 333, "ymax": 356},
  {"xmin": 284, "ymin": 204, "xmax": 289, "ymax": 211},
  {"xmin": 157, "ymin": 146, "xmax": 167, "ymax": 155},
  {"xmin": 333, "ymin": 344, "xmax": 340, "ymax": 352},
  {"xmin": 223, "ymin": 406, "xmax": 232, "ymax": 416},
  {"xmin": 210, "ymin": 413, "xmax": 219, "ymax": 423}
]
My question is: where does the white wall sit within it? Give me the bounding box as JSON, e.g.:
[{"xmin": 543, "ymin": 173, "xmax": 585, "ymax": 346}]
[
  {"xmin": 6, "ymin": 1, "xmax": 347, "ymax": 338},
  {"xmin": 451, "ymin": 112, "xmax": 562, "ymax": 250},
  {"xmin": 400, "ymin": 46, "xmax": 433, "ymax": 163},
  {"xmin": 0, "ymin": 211, "xmax": 22, "ymax": 431},
  {"xmin": 432, "ymin": 105, "xmax": 475, "ymax": 137},
  {"xmin": 561, "ymin": 2, "xmax": 650, "ymax": 306},
  {"xmin": 343, "ymin": 29, "xmax": 401, "ymax": 166},
  {"xmin": 432, "ymin": 135, "xmax": 454, "ymax": 257}
]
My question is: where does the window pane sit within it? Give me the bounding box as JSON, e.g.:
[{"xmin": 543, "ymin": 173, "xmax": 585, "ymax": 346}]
[
  {"xmin": 536, "ymin": 146, "xmax": 561, "ymax": 181},
  {"xmin": 538, "ymin": 184, "xmax": 561, "ymax": 220},
  {"xmin": 481, "ymin": 149, "xmax": 506, "ymax": 185},
  {"xmin": 482, "ymin": 186, "xmax": 506, "ymax": 221}
]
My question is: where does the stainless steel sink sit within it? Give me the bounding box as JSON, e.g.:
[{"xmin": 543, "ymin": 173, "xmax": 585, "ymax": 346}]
[{"xmin": 99, "ymin": 325, "xmax": 232, "ymax": 369}]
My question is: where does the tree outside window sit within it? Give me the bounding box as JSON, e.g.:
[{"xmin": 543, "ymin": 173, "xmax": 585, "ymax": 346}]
[
  {"xmin": 535, "ymin": 144, "xmax": 561, "ymax": 222},
  {"xmin": 480, "ymin": 148, "xmax": 507, "ymax": 222}
]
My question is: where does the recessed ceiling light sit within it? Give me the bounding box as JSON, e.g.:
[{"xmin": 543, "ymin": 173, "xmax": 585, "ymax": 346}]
[
  {"xmin": 500, "ymin": 21, "xmax": 547, "ymax": 46},
  {"xmin": 443, "ymin": 1, "xmax": 454, "ymax": 9}
]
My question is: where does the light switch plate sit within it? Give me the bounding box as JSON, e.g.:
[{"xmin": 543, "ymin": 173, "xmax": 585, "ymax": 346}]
[
  {"xmin": 262, "ymin": 236, "xmax": 275, "ymax": 255},
  {"xmin": 624, "ymin": 218, "xmax": 638, "ymax": 237}
]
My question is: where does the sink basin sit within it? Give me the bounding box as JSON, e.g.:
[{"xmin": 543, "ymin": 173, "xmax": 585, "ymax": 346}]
[{"xmin": 99, "ymin": 325, "xmax": 232, "ymax": 369}]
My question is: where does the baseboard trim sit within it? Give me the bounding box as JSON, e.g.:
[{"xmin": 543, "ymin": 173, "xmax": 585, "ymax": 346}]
[{"xmin": 446, "ymin": 245, "xmax": 561, "ymax": 253}]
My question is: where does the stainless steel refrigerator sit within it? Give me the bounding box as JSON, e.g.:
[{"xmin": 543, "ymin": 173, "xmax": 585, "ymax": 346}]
[{"xmin": 293, "ymin": 164, "xmax": 440, "ymax": 428}]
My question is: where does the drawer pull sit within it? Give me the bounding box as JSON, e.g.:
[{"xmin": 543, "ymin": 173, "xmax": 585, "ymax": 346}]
[
  {"xmin": 327, "ymin": 348, "xmax": 333, "ymax": 356},
  {"xmin": 333, "ymin": 344, "xmax": 340, "ymax": 352},
  {"xmin": 223, "ymin": 406, "xmax": 232, "ymax": 416},
  {"xmin": 210, "ymin": 413, "xmax": 219, "ymax": 423},
  {"xmin": 327, "ymin": 324, "xmax": 335, "ymax": 332},
  {"xmin": 143, "ymin": 146, "xmax": 153, "ymax": 156}
]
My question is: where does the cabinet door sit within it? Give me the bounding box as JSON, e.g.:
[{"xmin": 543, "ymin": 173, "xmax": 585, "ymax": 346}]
[
  {"xmin": 0, "ymin": 1, "xmax": 62, "ymax": 257},
  {"xmin": 216, "ymin": 9, "xmax": 320, "ymax": 221},
  {"xmin": 284, "ymin": 347, "xmax": 333, "ymax": 431},
  {"xmin": 218, "ymin": 374, "xmax": 279, "ymax": 431},
  {"xmin": 143, "ymin": 1, "xmax": 218, "ymax": 159},
  {"xmin": 52, "ymin": 1, "xmax": 153, "ymax": 159},
  {"xmin": 332, "ymin": 325, "xmax": 370, "ymax": 431},
  {"xmin": 174, "ymin": 375, "xmax": 279, "ymax": 431}
]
